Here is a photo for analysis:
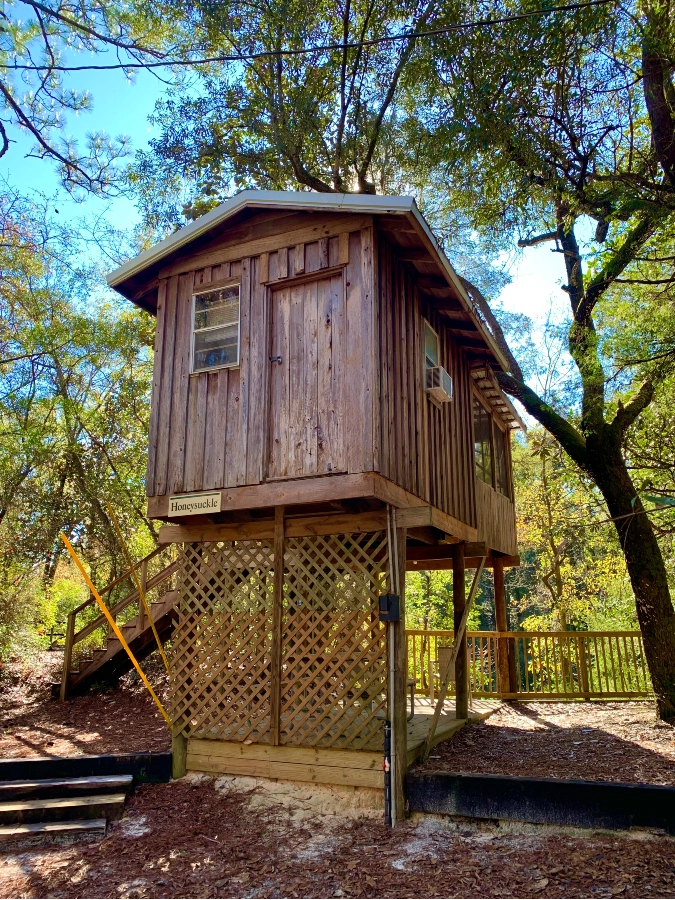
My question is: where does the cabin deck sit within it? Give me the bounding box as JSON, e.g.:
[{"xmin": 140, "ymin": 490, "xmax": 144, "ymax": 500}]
[{"xmin": 406, "ymin": 698, "xmax": 502, "ymax": 766}]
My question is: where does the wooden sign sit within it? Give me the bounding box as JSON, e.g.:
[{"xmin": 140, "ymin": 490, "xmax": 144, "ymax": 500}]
[{"xmin": 168, "ymin": 491, "xmax": 221, "ymax": 517}]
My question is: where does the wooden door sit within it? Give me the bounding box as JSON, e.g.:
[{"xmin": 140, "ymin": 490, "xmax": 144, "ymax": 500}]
[{"xmin": 268, "ymin": 272, "xmax": 346, "ymax": 480}]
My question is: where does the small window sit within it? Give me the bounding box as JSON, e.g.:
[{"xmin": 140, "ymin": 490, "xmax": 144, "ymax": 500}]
[
  {"xmin": 473, "ymin": 397, "xmax": 493, "ymax": 486},
  {"xmin": 424, "ymin": 321, "xmax": 439, "ymax": 369},
  {"xmin": 494, "ymin": 421, "xmax": 510, "ymax": 497},
  {"xmin": 192, "ymin": 284, "xmax": 240, "ymax": 373}
]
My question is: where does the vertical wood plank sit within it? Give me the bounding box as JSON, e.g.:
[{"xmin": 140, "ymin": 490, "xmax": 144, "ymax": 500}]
[
  {"xmin": 168, "ymin": 272, "xmax": 195, "ymax": 493},
  {"xmin": 288, "ymin": 282, "xmax": 304, "ymax": 477},
  {"xmin": 338, "ymin": 231, "xmax": 350, "ymax": 265},
  {"xmin": 246, "ymin": 256, "xmax": 268, "ymax": 484},
  {"xmin": 294, "ymin": 243, "xmax": 305, "ymax": 274},
  {"xmin": 345, "ymin": 230, "xmax": 364, "ymax": 474},
  {"xmin": 203, "ymin": 372, "xmax": 221, "ymax": 489},
  {"xmin": 224, "ymin": 369, "xmax": 241, "ymax": 488},
  {"xmin": 154, "ymin": 276, "xmax": 178, "ymax": 497},
  {"xmin": 268, "ymin": 286, "xmax": 290, "ymax": 479},
  {"xmin": 146, "ymin": 279, "xmax": 167, "ymax": 496},
  {"xmin": 318, "ymin": 237, "xmax": 329, "ymax": 268},
  {"xmin": 259, "ymin": 252, "xmax": 269, "ymax": 284},
  {"xmin": 236, "ymin": 258, "xmax": 251, "ymax": 485},
  {"xmin": 278, "ymin": 247, "xmax": 288, "ymax": 279},
  {"xmin": 360, "ymin": 227, "xmax": 375, "ymax": 471},
  {"xmin": 303, "ymin": 280, "xmax": 319, "ymax": 474},
  {"xmin": 269, "ymin": 506, "xmax": 285, "ymax": 746}
]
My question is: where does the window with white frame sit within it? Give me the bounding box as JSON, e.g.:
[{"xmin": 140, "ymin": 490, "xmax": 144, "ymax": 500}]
[
  {"xmin": 192, "ymin": 283, "xmax": 240, "ymax": 373},
  {"xmin": 424, "ymin": 320, "xmax": 439, "ymax": 369}
]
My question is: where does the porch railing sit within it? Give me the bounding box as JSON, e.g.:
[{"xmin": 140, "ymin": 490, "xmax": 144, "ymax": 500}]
[{"xmin": 406, "ymin": 630, "xmax": 653, "ymax": 700}]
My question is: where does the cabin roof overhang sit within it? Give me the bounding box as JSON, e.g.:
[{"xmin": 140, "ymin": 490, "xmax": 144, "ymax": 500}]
[{"xmin": 107, "ymin": 189, "xmax": 510, "ymax": 372}]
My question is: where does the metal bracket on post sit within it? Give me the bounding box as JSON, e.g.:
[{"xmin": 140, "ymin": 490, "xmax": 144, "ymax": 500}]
[{"xmin": 419, "ymin": 555, "xmax": 487, "ymax": 763}]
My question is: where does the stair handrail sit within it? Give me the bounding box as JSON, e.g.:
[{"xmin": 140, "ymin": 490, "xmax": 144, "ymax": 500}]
[
  {"xmin": 68, "ymin": 546, "xmax": 167, "ymax": 615},
  {"xmin": 59, "ymin": 545, "xmax": 178, "ymax": 702}
]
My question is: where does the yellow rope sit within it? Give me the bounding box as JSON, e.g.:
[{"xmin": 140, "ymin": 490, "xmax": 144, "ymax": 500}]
[
  {"xmin": 59, "ymin": 533, "xmax": 171, "ymax": 727},
  {"xmin": 105, "ymin": 503, "xmax": 172, "ymax": 676}
]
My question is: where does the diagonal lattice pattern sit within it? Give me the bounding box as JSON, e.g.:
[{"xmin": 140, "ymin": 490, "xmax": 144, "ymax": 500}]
[
  {"xmin": 280, "ymin": 532, "xmax": 388, "ymax": 751},
  {"xmin": 170, "ymin": 540, "xmax": 274, "ymax": 741}
]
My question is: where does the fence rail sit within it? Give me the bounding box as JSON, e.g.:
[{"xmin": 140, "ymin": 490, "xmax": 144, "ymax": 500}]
[{"xmin": 406, "ymin": 630, "xmax": 653, "ymax": 700}]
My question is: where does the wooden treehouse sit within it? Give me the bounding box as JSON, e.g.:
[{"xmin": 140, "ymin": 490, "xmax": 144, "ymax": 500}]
[{"xmin": 107, "ymin": 190, "xmax": 524, "ymax": 817}]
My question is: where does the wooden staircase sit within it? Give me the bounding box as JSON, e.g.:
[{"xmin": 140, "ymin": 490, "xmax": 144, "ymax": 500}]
[{"xmin": 58, "ymin": 547, "xmax": 179, "ymax": 699}]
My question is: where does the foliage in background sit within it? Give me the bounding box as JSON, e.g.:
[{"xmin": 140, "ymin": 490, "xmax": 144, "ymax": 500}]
[
  {"xmin": 509, "ymin": 429, "xmax": 636, "ymax": 632},
  {"xmin": 0, "ymin": 191, "xmax": 155, "ymax": 660}
]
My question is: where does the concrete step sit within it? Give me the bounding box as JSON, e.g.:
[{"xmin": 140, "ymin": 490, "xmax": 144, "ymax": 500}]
[
  {"xmin": 0, "ymin": 774, "xmax": 133, "ymax": 803},
  {"xmin": 0, "ymin": 818, "xmax": 107, "ymax": 844},
  {"xmin": 0, "ymin": 793, "xmax": 127, "ymax": 825}
]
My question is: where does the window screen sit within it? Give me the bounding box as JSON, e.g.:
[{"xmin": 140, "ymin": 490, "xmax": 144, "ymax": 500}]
[
  {"xmin": 494, "ymin": 422, "xmax": 510, "ymax": 496},
  {"xmin": 424, "ymin": 321, "xmax": 439, "ymax": 368},
  {"xmin": 473, "ymin": 397, "xmax": 493, "ymax": 486},
  {"xmin": 192, "ymin": 284, "xmax": 240, "ymax": 373}
]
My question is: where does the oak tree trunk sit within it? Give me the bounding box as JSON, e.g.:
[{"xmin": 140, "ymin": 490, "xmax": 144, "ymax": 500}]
[{"xmin": 587, "ymin": 431, "xmax": 675, "ymax": 720}]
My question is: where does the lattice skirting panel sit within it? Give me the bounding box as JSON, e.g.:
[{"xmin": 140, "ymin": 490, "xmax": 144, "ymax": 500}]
[
  {"xmin": 170, "ymin": 540, "xmax": 275, "ymax": 742},
  {"xmin": 170, "ymin": 532, "xmax": 389, "ymax": 752}
]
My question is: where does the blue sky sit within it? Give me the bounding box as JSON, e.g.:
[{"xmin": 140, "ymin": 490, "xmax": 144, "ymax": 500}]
[{"xmin": 2, "ymin": 64, "xmax": 568, "ymax": 331}]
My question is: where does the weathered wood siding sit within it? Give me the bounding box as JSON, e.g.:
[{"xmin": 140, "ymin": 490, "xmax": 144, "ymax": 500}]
[
  {"xmin": 376, "ymin": 239, "xmax": 477, "ymax": 528},
  {"xmin": 147, "ymin": 216, "xmax": 377, "ymax": 497},
  {"xmin": 475, "ymin": 478, "xmax": 518, "ymax": 556}
]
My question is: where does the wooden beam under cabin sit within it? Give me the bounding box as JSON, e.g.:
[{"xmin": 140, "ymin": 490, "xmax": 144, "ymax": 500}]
[{"xmin": 150, "ymin": 473, "xmax": 478, "ymax": 543}]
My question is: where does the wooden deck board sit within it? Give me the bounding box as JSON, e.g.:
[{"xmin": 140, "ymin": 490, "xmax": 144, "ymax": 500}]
[{"xmin": 406, "ymin": 699, "xmax": 502, "ymax": 766}]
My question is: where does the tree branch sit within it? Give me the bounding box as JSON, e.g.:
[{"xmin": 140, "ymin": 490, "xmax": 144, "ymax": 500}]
[
  {"xmin": 517, "ymin": 230, "xmax": 558, "ymax": 247},
  {"xmin": 495, "ymin": 371, "xmax": 589, "ymax": 470},
  {"xmin": 642, "ymin": 29, "xmax": 675, "ymax": 189},
  {"xmin": 578, "ymin": 212, "xmax": 662, "ymax": 320},
  {"xmin": 609, "ymin": 379, "xmax": 654, "ymax": 440}
]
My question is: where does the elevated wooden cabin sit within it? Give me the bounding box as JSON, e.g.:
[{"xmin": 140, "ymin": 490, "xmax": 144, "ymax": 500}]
[{"xmin": 108, "ymin": 191, "xmax": 523, "ymax": 815}]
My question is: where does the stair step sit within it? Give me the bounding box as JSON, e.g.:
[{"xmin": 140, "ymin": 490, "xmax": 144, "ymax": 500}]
[
  {"xmin": 0, "ymin": 775, "xmax": 133, "ymax": 802},
  {"xmin": 0, "ymin": 793, "xmax": 127, "ymax": 825},
  {"xmin": 0, "ymin": 818, "xmax": 107, "ymax": 844}
]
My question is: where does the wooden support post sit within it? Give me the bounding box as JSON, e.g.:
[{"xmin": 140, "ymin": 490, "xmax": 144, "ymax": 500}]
[
  {"xmin": 172, "ymin": 729, "xmax": 187, "ymax": 779},
  {"xmin": 270, "ymin": 506, "xmax": 285, "ymax": 746},
  {"xmin": 493, "ymin": 556, "xmax": 512, "ymax": 696},
  {"xmin": 59, "ymin": 611, "xmax": 76, "ymax": 702},
  {"xmin": 453, "ymin": 542, "xmax": 469, "ymax": 719},
  {"xmin": 393, "ymin": 526, "xmax": 408, "ymax": 820}
]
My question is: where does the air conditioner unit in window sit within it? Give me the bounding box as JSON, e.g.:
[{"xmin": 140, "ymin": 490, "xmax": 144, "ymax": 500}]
[{"xmin": 425, "ymin": 366, "xmax": 453, "ymax": 402}]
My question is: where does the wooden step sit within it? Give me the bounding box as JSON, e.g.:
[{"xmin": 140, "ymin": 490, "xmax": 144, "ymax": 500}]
[
  {"xmin": 0, "ymin": 793, "xmax": 127, "ymax": 825},
  {"xmin": 0, "ymin": 818, "xmax": 107, "ymax": 844},
  {"xmin": 0, "ymin": 775, "xmax": 132, "ymax": 803}
]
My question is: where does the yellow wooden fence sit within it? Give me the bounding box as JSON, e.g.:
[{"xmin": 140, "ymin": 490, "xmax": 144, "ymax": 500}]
[{"xmin": 406, "ymin": 630, "xmax": 653, "ymax": 700}]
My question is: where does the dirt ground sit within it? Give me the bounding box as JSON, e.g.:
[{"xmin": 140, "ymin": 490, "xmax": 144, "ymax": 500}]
[
  {"xmin": 0, "ymin": 653, "xmax": 170, "ymax": 759},
  {"xmin": 417, "ymin": 700, "xmax": 675, "ymax": 784},
  {"xmin": 1, "ymin": 775, "xmax": 674, "ymax": 899}
]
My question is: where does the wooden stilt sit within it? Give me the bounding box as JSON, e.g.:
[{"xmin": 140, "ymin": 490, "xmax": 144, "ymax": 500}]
[
  {"xmin": 270, "ymin": 506, "xmax": 285, "ymax": 746},
  {"xmin": 494, "ymin": 556, "xmax": 512, "ymax": 696},
  {"xmin": 453, "ymin": 542, "xmax": 469, "ymax": 719},
  {"xmin": 172, "ymin": 730, "xmax": 187, "ymax": 779},
  {"xmin": 393, "ymin": 526, "xmax": 408, "ymax": 820}
]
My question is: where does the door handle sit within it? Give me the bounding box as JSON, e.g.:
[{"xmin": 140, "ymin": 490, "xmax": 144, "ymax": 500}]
[{"xmin": 269, "ymin": 355, "xmax": 282, "ymax": 363}]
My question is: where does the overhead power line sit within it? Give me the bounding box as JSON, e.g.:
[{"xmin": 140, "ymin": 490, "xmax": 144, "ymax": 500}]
[{"xmin": 1, "ymin": 0, "xmax": 616, "ymax": 73}]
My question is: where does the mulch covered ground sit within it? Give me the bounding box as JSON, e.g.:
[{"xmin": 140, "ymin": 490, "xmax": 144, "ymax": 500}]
[
  {"xmin": 0, "ymin": 653, "xmax": 170, "ymax": 760},
  {"xmin": 417, "ymin": 701, "xmax": 675, "ymax": 785},
  {"xmin": 1, "ymin": 776, "xmax": 675, "ymax": 899}
]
